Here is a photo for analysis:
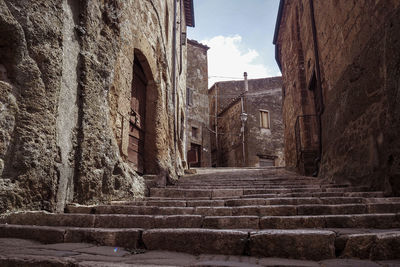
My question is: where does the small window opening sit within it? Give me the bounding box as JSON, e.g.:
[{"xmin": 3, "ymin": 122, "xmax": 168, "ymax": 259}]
[
  {"xmin": 187, "ymin": 87, "xmax": 193, "ymax": 106},
  {"xmin": 260, "ymin": 110, "xmax": 270, "ymax": 129},
  {"xmin": 192, "ymin": 127, "xmax": 198, "ymax": 138}
]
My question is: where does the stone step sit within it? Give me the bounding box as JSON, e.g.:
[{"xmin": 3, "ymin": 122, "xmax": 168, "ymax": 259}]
[
  {"xmin": 7, "ymin": 238, "xmax": 380, "ymax": 267},
  {"xmin": 241, "ymin": 191, "xmax": 386, "ymax": 199},
  {"xmin": 142, "ymin": 191, "xmax": 386, "ymax": 200},
  {"xmin": 225, "ymin": 197, "xmax": 366, "ymax": 206},
  {"xmin": 3, "ymin": 212, "xmax": 400, "ymax": 230},
  {"xmin": 336, "ymin": 231, "xmax": 400, "ymax": 260},
  {"xmin": 260, "ymin": 214, "xmax": 400, "ymax": 229},
  {"xmin": 178, "ymin": 177, "xmax": 317, "ymax": 182},
  {"xmin": 149, "ymin": 187, "xmax": 372, "ymax": 198},
  {"xmin": 107, "ymin": 196, "xmax": 399, "ymax": 208},
  {"xmin": 173, "ymin": 185, "xmax": 326, "ymax": 189},
  {"xmin": 66, "ymin": 203, "xmax": 400, "ymax": 216},
  {"xmin": 173, "ymin": 182, "xmax": 350, "ymax": 189},
  {"xmin": 0, "ymin": 224, "xmax": 142, "ymax": 249},
  {"xmin": 2, "ymin": 224, "xmax": 399, "ymax": 261},
  {"xmin": 0, "ymin": 224, "xmax": 334, "ymax": 260},
  {"xmin": 0, "ymin": 212, "xmax": 203, "ymax": 229}
]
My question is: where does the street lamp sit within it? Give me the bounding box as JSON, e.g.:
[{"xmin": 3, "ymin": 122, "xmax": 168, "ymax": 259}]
[
  {"xmin": 240, "ymin": 112, "xmax": 248, "ymax": 132},
  {"xmin": 240, "ymin": 112, "xmax": 248, "ymax": 123}
]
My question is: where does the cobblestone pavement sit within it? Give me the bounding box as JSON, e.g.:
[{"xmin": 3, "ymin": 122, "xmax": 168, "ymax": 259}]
[{"xmin": 1, "ymin": 238, "xmax": 400, "ymax": 266}]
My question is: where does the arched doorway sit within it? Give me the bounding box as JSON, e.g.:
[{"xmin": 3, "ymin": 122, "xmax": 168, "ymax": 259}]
[{"xmin": 128, "ymin": 54, "xmax": 147, "ymax": 174}]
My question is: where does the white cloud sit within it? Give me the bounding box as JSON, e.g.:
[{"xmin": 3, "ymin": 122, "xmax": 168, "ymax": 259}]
[{"xmin": 201, "ymin": 35, "xmax": 276, "ymax": 87}]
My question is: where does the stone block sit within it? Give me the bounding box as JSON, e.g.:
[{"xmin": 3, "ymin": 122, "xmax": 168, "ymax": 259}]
[
  {"xmin": 0, "ymin": 224, "xmax": 65, "ymax": 244},
  {"xmin": 258, "ymin": 205, "xmax": 297, "ymax": 216},
  {"xmin": 195, "ymin": 207, "xmax": 232, "ymax": 216},
  {"xmin": 260, "ymin": 216, "xmax": 326, "ymax": 229},
  {"xmin": 249, "ymin": 230, "xmax": 335, "ymax": 260},
  {"xmin": 187, "ymin": 200, "xmax": 225, "ymax": 207},
  {"xmin": 342, "ymin": 232, "xmax": 400, "ymax": 260},
  {"xmin": 142, "ymin": 229, "xmax": 248, "ymax": 255},
  {"xmin": 64, "ymin": 228, "xmax": 141, "ymax": 249},
  {"xmin": 297, "ymin": 204, "xmax": 366, "ymax": 215},
  {"xmin": 212, "ymin": 189, "xmax": 243, "ymax": 198},
  {"xmin": 203, "ymin": 216, "xmax": 259, "ymax": 229}
]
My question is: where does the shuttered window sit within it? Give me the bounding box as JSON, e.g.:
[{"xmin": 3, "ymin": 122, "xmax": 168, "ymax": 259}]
[{"xmin": 260, "ymin": 110, "xmax": 270, "ymax": 129}]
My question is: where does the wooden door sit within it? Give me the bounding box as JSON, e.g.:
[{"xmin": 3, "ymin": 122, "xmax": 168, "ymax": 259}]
[
  {"xmin": 187, "ymin": 143, "xmax": 201, "ymax": 167},
  {"xmin": 128, "ymin": 59, "xmax": 147, "ymax": 173}
]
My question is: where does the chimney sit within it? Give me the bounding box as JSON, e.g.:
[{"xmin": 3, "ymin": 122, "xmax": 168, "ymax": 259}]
[{"xmin": 244, "ymin": 72, "xmax": 248, "ymax": 92}]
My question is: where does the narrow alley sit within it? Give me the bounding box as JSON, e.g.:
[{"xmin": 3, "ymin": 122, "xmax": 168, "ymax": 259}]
[{"xmin": 1, "ymin": 0, "xmax": 399, "ymax": 265}]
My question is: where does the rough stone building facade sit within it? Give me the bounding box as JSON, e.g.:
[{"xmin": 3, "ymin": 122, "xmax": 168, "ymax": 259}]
[
  {"xmin": 208, "ymin": 77, "xmax": 284, "ymax": 167},
  {"xmin": 186, "ymin": 39, "xmax": 211, "ymax": 167},
  {"xmin": 0, "ymin": 0, "xmax": 194, "ymax": 212},
  {"xmin": 274, "ymin": 0, "xmax": 400, "ymax": 194}
]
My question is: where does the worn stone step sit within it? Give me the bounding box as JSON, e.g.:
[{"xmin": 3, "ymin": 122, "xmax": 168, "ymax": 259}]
[
  {"xmin": 2, "ymin": 224, "xmax": 400, "ymax": 261},
  {"xmin": 226, "ymin": 197, "xmax": 398, "ymax": 206},
  {"xmin": 179, "ymin": 177, "xmax": 316, "ymax": 182},
  {"xmin": 260, "ymin": 214, "xmax": 400, "ymax": 229},
  {"xmin": 337, "ymin": 231, "xmax": 400, "ymax": 260},
  {"xmin": 66, "ymin": 203, "xmax": 400, "ymax": 217},
  {"xmin": 144, "ymin": 228, "xmax": 336, "ymax": 261},
  {"xmin": 0, "ymin": 225, "xmax": 334, "ymax": 260},
  {"xmin": 242, "ymin": 191, "xmax": 386, "ymax": 198},
  {"xmin": 174, "ymin": 183, "xmax": 321, "ymax": 188},
  {"xmin": 174, "ymin": 185, "xmax": 325, "ymax": 190},
  {"xmin": 145, "ymin": 191, "xmax": 386, "ymax": 200},
  {"xmin": 106, "ymin": 197, "xmax": 400, "ymax": 209},
  {"xmin": 149, "ymin": 188, "xmax": 376, "ymax": 199},
  {"xmin": 0, "ymin": 224, "xmax": 142, "ymax": 249},
  {"xmin": 296, "ymin": 203, "xmax": 400, "ymax": 215},
  {"xmin": 1, "ymin": 239, "xmax": 347, "ymax": 267},
  {"xmin": 203, "ymin": 216, "xmax": 260, "ymax": 229},
  {"xmin": 5, "ymin": 212, "xmax": 400, "ymax": 230},
  {"xmin": 0, "ymin": 212, "xmax": 203, "ymax": 229},
  {"xmin": 249, "ymin": 229, "xmax": 335, "ymax": 260}
]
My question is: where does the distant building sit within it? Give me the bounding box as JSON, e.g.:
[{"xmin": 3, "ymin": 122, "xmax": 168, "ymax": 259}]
[
  {"xmin": 185, "ymin": 39, "xmax": 211, "ymax": 167},
  {"xmin": 274, "ymin": 0, "xmax": 400, "ymax": 195},
  {"xmin": 208, "ymin": 77, "xmax": 284, "ymax": 167}
]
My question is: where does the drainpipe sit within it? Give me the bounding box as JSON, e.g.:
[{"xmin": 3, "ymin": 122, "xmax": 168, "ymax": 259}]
[
  {"xmin": 215, "ymin": 84, "xmax": 218, "ymax": 166},
  {"xmin": 244, "ymin": 72, "xmax": 248, "ymax": 92},
  {"xmin": 179, "ymin": 0, "xmax": 183, "ymax": 75},
  {"xmin": 241, "ymin": 72, "xmax": 249, "ymax": 167},
  {"xmin": 172, "ymin": 0, "xmax": 177, "ymax": 150},
  {"xmin": 309, "ymin": 0, "xmax": 324, "ymax": 175}
]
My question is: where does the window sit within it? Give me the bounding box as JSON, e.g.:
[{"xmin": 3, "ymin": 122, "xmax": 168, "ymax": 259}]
[
  {"xmin": 260, "ymin": 110, "xmax": 270, "ymax": 129},
  {"xmin": 164, "ymin": 5, "xmax": 169, "ymax": 41},
  {"xmin": 192, "ymin": 127, "xmax": 198, "ymax": 138},
  {"xmin": 186, "ymin": 87, "xmax": 193, "ymax": 106}
]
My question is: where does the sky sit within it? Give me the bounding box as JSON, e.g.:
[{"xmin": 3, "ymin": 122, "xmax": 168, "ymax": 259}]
[{"xmin": 187, "ymin": 0, "xmax": 281, "ymax": 87}]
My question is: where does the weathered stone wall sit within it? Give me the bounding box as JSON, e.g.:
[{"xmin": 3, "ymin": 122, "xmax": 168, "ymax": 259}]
[
  {"xmin": 186, "ymin": 39, "xmax": 211, "ymax": 167},
  {"xmin": 276, "ymin": 0, "xmax": 400, "ymax": 194},
  {"xmin": 217, "ymin": 100, "xmax": 243, "ymax": 167},
  {"xmin": 245, "ymin": 78, "xmax": 285, "ymax": 167},
  {"xmin": 209, "ymin": 78, "xmax": 284, "ymax": 167},
  {"xmin": 0, "ymin": 0, "xmax": 190, "ymax": 213}
]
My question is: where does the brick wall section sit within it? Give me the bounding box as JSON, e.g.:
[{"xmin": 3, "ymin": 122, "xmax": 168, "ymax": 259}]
[{"xmin": 276, "ymin": 0, "xmax": 400, "ymax": 194}]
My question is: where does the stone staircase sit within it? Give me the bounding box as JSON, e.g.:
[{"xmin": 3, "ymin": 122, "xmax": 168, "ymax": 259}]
[{"xmin": 1, "ymin": 167, "xmax": 400, "ymax": 265}]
